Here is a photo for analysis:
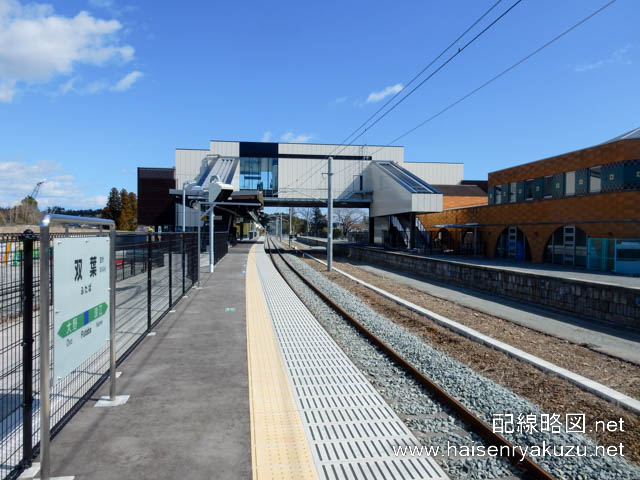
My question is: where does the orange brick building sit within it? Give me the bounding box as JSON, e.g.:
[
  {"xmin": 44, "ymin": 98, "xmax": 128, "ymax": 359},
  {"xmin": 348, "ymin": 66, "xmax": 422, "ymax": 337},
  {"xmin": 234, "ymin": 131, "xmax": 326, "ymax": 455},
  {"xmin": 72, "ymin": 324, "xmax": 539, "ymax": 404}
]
[
  {"xmin": 433, "ymin": 184, "xmax": 488, "ymax": 209},
  {"xmin": 418, "ymin": 129, "xmax": 640, "ymax": 274}
]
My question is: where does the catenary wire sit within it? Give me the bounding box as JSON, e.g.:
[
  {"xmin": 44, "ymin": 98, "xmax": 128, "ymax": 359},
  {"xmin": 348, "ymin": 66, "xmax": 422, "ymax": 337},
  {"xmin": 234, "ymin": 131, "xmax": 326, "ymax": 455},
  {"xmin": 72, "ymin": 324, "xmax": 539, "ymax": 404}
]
[
  {"xmin": 276, "ymin": 0, "xmax": 519, "ymax": 196},
  {"xmin": 367, "ymin": 0, "xmax": 618, "ymax": 157},
  {"xmin": 331, "ymin": 0, "xmax": 522, "ymax": 158},
  {"xmin": 336, "ymin": 0, "xmax": 505, "ymax": 149}
]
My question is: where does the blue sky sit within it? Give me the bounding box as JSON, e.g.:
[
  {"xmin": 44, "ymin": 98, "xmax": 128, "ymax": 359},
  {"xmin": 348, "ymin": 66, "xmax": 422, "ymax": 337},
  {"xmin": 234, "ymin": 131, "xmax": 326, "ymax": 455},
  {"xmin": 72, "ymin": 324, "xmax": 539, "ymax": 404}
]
[{"xmin": 0, "ymin": 0, "xmax": 637, "ymax": 209}]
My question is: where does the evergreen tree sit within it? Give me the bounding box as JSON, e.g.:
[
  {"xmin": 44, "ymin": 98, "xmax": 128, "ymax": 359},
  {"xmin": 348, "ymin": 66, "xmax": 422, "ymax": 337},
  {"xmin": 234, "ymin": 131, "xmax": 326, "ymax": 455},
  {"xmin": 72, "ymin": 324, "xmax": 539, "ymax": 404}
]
[
  {"xmin": 117, "ymin": 189, "xmax": 138, "ymax": 231},
  {"xmin": 128, "ymin": 192, "xmax": 138, "ymax": 228},
  {"xmin": 103, "ymin": 188, "xmax": 122, "ymax": 225},
  {"xmin": 119, "ymin": 189, "xmax": 130, "ymax": 230},
  {"xmin": 311, "ymin": 207, "xmax": 326, "ymax": 236}
]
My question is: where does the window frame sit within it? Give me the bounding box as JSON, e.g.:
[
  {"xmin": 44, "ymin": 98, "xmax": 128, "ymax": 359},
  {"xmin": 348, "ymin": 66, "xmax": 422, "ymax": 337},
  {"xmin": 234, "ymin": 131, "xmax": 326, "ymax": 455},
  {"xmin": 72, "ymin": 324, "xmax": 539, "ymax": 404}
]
[
  {"xmin": 589, "ymin": 165, "xmax": 602, "ymax": 193},
  {"xmin": 565, "ymin": 171, "xmax": 575, "ymax": 196},
  {"xmin": 525, "ymin": 179, "xmax": 534, "ymax": 201},
  {"xmin": 494, "ymin": 185, "xmax": 502, "ymax": 204},
  {"xmin": 543, "ymin": 175, "xmax": 553, "ymax": 199}
]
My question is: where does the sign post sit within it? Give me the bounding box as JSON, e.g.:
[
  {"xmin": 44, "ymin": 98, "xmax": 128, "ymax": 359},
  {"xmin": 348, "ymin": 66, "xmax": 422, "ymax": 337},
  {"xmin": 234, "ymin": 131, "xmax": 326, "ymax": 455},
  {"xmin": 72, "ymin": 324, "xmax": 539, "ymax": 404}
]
[{"xmin": 38, "ymin": 214, "xmax": 125, "ymax": 480}]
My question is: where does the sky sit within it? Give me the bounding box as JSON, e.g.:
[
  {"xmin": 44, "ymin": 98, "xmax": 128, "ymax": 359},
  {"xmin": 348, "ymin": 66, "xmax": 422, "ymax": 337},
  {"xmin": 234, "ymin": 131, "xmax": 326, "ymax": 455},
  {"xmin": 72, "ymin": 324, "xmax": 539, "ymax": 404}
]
[{"xmin": 0, "ymin": 0, "xmax": 638, "ymax": 209}]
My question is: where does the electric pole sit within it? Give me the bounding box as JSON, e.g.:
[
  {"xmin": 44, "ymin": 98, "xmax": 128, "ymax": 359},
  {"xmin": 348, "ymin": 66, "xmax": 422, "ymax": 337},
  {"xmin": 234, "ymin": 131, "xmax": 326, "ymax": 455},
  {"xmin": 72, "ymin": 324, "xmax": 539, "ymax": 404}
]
[
  {"xmin": 289, "ymin": 206, "xmax": 293, "ymax": 247},
  {"xmin": 327, "ymin": 156, "xmax": 333, "ymax": 271}
]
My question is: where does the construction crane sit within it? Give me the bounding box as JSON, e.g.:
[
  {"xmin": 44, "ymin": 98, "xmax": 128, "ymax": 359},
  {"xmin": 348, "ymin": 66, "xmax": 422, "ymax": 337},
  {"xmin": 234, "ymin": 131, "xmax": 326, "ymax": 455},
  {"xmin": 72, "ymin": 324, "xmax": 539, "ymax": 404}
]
[
  {"xmin": 19, "ymin": 180, "xmax": 45, "ymax": 223},
  {"xmin": 31, "ymin": 180, "xmax": 45, "ymax": 199}
]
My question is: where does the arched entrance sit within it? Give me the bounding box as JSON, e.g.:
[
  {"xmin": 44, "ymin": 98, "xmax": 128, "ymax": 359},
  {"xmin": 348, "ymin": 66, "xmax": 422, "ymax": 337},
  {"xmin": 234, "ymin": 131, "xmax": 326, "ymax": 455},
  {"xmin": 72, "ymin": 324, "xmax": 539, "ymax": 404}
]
[
  {"xmin": 495, "ymin": 227, "xmax": 531, "ymax": 261},
  {"xmin": 544, "ymin": 225, "xmax": 587, "ymax": 267}
]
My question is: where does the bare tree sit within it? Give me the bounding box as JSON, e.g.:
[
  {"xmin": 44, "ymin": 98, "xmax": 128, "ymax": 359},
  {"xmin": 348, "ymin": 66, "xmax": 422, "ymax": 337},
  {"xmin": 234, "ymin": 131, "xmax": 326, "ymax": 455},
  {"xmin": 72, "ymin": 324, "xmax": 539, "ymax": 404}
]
[
  {"xmin": 334, "ymin": 208, "xmax": 365, "ymax": 238},
  {"xmin": 295, "ymin": 207, "xmax": 313, "ymax": 235}
]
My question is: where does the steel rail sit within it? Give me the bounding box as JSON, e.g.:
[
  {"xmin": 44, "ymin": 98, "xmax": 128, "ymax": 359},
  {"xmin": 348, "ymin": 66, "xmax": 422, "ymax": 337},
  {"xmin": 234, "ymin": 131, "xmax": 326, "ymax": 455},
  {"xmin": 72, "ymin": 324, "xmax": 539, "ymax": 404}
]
[{"xmin": 265, "ymin": 236, "xmax": 555, "ymax": 480}]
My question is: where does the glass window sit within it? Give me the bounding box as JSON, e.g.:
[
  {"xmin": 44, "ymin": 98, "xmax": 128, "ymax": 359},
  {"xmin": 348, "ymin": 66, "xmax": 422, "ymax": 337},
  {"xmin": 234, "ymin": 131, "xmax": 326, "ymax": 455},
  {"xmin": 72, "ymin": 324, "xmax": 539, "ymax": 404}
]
[
  {"xmin": 509, "ymin": 182, "xmax": 516, "ymax": 203},
  {"xmin": 589, "ymin": 166, "xmax": 601, "ymax": 193},
  {"xmin": 494, "ymin": 185, "xmax": 502, "ymax": 204},
  {"xmin": 565, "ymin": 171, "xmax": 575, "ymax": 196},
  {"xmin": 543, "ymin": 176, "xmax": 553, "ymax": 198},
  {"xmin": 525, "ymin": 179, "xmax": 534, "ymax": 200},
  {"xmin": 615, "ymin": 239, "xmax": 640, "ymax": 274},
  {"xmin": 239, "ymin": 157, "xmax": 278, "ymax": 194}
]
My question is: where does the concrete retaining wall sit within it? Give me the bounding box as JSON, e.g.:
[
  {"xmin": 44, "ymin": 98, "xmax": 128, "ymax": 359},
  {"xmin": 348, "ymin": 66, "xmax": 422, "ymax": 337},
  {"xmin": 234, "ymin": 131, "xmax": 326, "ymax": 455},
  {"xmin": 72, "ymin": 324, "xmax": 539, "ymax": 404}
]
[{"xmin": 296, "ymin": 237, "xmax": 640, "ymax": 330}]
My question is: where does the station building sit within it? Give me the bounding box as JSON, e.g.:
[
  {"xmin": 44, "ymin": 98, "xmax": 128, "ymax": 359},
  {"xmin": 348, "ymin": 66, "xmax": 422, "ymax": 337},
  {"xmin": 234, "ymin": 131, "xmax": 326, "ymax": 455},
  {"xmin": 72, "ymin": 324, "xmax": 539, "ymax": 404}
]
[
  {"xmin": 419, "ymin": 128, "xmax": 640, "ymax": 274},
  {"xmin": 138, "ymin": 140, "xmax": 465, "ymax": 246}
]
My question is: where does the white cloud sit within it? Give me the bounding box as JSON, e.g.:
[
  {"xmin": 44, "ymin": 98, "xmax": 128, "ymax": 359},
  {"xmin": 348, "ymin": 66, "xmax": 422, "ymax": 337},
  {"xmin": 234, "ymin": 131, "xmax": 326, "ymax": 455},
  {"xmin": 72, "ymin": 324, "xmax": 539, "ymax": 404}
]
[
  {"xmin": 261, "ymin": 131, "xmax": 272, "ymax": 142},
  {"xmin": 329, "ymin": 96, "xmax": 348, "ymax": 106},
  {"xmin": 0, "ymin": 159, "xmax": 107, "ymax": 209},
  {"xmin": 53, "ymin": 72, "xmax": 142, "ymax": 96},
  {"xmin": 366, "ymin": 83, "xmax": 403, "ymax": 103},
  {"xmin": 0, "ymin": 79, "xmax": 16, "ymax": 101},
  {"xmin": 111, "ymin": 70, "xmax": 142, "ymax": 91},
  {"xmin": 88, "ymin": 0, "xmax": 137, "ymax": 17},
  {"xmin": 57, "ymin": 77, "xmax": 77, "ymax": 95},
  {"xmin": 281, "ymin": 132, "xmax": 313, "ymax": 143},
  {"xmin": 88, "ymin": 0, "xmax": 113, "ymax": 8},
  {"xmin": 85, "ymin": 79, "xmax": 109, "ymax": 94},
  {"xmin": 573, "ymin": 44, "xmax": 632, "ymax": 73},
  {"xmin": 0, "ymin": 0, "xmax": 135, "ymax": 102}
]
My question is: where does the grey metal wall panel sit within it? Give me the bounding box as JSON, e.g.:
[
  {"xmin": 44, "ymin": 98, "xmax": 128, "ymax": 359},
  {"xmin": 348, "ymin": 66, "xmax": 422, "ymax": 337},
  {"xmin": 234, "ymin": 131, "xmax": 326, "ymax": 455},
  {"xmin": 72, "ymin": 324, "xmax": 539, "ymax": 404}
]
[
  {"xmin": 175, "ymin": 149, "xmax": 210, "ymax": 189},
  {"xmin": 209, "ymin": 141, "xmax": 240, "ymax": 157},
  {"xmin": 402, "ymin": 162, "xmax": 463, "ymax": 185}
]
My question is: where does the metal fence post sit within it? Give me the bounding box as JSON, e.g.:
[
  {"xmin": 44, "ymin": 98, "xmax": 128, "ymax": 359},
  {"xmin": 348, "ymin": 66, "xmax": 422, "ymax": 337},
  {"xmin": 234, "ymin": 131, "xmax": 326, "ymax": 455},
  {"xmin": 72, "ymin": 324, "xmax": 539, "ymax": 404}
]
[
  {"xmin": 38, "ymin": 221, "xmax": 51, "ymax": 480},
  {"xmin": 197, "ymin": 207, "xmax": 201, "ymax": 287},
  {"xmin": 147, "ymin": 234, "xmax": 152, "ymax": 330},
  {"xmin": 168, "ymin": 234, "xmax": 173, "ymax": 307},
  {"xmin": 21, "ymin": 230, "xmax": 34, "ymax": 468},
  {"xmin": 182, "ymin": 234, "xmax": 186, "ymax": 295},
  {"xmin": 109, "ymin": 228, "xmax": 117, "ymax": 401}
]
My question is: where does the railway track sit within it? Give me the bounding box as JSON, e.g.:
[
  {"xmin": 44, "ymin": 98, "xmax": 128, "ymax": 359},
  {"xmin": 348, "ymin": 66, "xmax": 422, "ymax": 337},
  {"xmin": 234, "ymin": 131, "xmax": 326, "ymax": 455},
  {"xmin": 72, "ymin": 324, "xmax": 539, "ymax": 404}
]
[{"xmin": 265, "ymin": 236, "xmax": 554, "ymax": 480}]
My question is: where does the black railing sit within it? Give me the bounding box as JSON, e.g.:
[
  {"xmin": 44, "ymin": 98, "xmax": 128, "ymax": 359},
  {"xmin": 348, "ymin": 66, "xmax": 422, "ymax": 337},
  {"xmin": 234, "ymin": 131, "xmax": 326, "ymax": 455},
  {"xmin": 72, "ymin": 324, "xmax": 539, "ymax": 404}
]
[
  {"xmin": 199, "ymin": 230, "xmax": 229, "ymax": 265},
  {"xmin": 0, "ymin": 231, "xmax": 210, "ymax": 479}
]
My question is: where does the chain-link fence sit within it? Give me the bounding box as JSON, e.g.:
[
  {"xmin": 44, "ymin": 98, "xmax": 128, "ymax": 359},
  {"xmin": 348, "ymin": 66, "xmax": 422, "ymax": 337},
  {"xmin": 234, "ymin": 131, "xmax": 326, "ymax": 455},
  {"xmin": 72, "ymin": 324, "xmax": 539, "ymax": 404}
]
[{"xmin": 0, "ymin": 231, "xmax": 203, "ymax": 479}]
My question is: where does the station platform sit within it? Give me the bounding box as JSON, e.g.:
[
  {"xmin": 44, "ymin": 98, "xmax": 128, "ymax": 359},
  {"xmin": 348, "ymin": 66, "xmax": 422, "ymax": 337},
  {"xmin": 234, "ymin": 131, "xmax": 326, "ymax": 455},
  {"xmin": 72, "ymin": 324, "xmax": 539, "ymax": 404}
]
[
  {"xmin": 295, "ymin": 236, "xmax": 639, "ymax": 289},
  {"xmin": 37, "ymin": 241, "xmax": 253, "ymax": 479},
  {"xmin": 30, "ymin": 239, "xmax": 446, "ymax": 480}
]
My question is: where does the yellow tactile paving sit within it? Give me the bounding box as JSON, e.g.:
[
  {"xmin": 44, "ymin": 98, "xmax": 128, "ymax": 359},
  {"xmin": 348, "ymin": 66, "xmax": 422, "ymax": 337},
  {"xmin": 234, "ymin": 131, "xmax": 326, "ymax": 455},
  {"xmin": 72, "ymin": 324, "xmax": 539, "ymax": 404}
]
[{"xmin": 246, "ymin": 244, "xmax": 319, "ymax": 480}]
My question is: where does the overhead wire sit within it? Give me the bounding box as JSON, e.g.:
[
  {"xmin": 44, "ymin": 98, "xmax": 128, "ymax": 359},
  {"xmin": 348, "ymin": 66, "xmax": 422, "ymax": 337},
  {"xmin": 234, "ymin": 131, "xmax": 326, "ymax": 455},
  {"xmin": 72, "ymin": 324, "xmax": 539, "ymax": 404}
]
[
  {"xmin": 276, "ymin": 0, "xmax": 520, "ymax": 196},
  {"xmin": 368, "ymin": 0, "xmax": 618, "ymax": 157},
  {"xmin": 336, "ymin": 0, "xmax": 505, "ymax": 149},
  {"xmin": 331, "ymin": 0, "xmax": 523, "ymax": 157}
]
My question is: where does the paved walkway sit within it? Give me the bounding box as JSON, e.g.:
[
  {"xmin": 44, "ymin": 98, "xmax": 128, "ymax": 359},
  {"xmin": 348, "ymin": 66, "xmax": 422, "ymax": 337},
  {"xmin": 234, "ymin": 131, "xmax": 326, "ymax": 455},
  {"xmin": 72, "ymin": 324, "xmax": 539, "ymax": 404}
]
[{"xmin": 40, "ymin": 242, "xmax": 254, "ymax": 479}]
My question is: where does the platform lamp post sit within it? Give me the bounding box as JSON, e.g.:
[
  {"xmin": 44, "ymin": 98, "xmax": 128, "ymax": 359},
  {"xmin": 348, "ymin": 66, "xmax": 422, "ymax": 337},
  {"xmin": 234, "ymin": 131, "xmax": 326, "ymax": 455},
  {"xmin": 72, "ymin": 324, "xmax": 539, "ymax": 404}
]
[{"xmin": 182, "ymin": 180, "xmax": 197, "ymax": 233}]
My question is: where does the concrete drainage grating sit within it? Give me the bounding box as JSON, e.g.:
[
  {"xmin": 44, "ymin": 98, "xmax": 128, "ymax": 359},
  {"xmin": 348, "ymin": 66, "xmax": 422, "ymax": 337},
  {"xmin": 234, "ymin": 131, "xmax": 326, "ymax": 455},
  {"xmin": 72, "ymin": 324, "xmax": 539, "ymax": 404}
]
[{"xmin": 256, "ymin": 247, "xmax": 449, "ymax": 480}]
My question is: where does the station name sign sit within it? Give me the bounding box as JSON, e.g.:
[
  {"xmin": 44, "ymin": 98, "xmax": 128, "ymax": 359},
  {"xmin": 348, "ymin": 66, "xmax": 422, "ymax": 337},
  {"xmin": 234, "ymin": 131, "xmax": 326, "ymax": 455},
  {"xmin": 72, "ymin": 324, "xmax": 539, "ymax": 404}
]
[{"xmin": 53, "ymin": 237, "xmax": 110, "ymax": 382}]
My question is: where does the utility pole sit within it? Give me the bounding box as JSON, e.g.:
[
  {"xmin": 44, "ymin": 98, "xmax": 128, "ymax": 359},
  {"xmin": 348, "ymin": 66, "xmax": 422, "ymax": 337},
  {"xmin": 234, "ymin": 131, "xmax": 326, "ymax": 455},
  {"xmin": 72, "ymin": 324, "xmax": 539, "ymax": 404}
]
[
  {"xmin": 327, "ymin": 156, "xmax": 333, "ymax": 271},
  {"xmin": 289, "ymin": 206, "xmax": 293, "ymax": 247},
  {"xmin": 279, "ymin": 212, "xmax": 283, "ymax": 240}
]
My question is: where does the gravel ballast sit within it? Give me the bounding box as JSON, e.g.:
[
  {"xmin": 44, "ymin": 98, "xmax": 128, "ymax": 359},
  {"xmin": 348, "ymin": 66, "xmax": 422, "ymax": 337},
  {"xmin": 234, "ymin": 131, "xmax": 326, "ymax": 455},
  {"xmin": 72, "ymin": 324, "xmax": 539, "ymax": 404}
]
[{"xmin": 272, "ymin": 246, "xmax": 640, "ymax": 480}]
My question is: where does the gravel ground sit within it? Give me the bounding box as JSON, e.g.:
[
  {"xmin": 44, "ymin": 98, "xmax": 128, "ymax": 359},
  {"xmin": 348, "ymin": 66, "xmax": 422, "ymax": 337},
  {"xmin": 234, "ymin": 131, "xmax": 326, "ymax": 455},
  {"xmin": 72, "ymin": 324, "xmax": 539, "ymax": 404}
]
[
  {"xmin": 271, "ymin": 244, "xmax": 640, "ymax": 480},
  {"xmin": 291, "ymin": 242, "xmax": 640, "ymax": 397},
  {"xmin": 270, "ymin": 250, "xmax": 522, "ymax": 479},
  {"xmin": 290, "ymin": 241, "xmax": 640, "ymax": 465}
]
